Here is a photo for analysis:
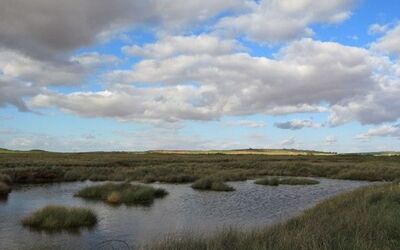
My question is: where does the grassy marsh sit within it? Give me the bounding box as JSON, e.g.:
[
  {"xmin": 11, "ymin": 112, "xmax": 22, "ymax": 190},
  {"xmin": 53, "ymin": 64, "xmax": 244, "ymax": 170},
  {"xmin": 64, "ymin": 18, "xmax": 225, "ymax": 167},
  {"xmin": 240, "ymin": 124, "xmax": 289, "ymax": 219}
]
[
  {"xmin": 75, "ymin": 183, "xmax": 168, "ymax": 205},
  {"xmin": 191, "ymin": 177, "xmax": 235, "ymax": 192},
  {"xmin": 255, "ymin": 177, "xmax": 319, "ymax": 186},
  {"xmin": 148, "ymin": 183, "xmax": 400, "ymax": 250},
  {"xmin": 21, "ymin": 205, "xmax": 97, "ymax": 231},
  {"xmin": 1, "ymin": 152, "xmax": 400, "ymax": 185}
]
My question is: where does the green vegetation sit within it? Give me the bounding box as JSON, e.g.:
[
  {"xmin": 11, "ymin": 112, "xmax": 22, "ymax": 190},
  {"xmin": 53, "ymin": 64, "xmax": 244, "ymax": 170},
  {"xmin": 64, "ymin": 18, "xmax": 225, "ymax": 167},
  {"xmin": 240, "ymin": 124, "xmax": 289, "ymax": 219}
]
[
  {"xmin": 255, "ymin": 177, "xmax": 319, "ymax": 186},
  {"xmin": 0, "ymin": 174, "xmax": 12, "ymax": 184},
  {"xmin": 0, "ymin": 174, "xmax": 12, "ymax": 197},
  {"xmin": 21, "ymin": 205, "xmax": 97, "ymax": 231},
  {"xmin": 0, "ymin": 181, "xmax": 11, "ymax": 197},
  {"xmin": 148, "ymin": 184, "xmax": 400, "ymax": 250},
  {"xmin": 1, "ymin": 150, "xmax": 400, "ymax": 184},
  {"xmin": 75, "ymin": 183, "xmax": 168, "ymax": 205},
  {"xmin": 191, "ymin": 177, "xmax": 234, "ymax": 191}
]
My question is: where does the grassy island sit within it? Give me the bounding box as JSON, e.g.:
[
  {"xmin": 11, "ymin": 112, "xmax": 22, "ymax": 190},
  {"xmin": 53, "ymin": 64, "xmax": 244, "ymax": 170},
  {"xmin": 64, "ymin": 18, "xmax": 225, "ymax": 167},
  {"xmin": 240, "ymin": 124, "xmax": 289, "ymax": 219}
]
[
  {"xmin": 75, "ymin": 183, "xmax": 168, "ymax": 205},
  {"xmin": 21, "ymin": 206, "xmax": 97, "ymax": 231}
]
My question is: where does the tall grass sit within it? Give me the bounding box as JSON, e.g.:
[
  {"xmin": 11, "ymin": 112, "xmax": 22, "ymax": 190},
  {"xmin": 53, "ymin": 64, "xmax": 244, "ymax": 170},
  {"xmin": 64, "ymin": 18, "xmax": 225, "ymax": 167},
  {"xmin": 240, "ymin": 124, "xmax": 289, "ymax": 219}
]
[
  {"xmin": 75, "ymin": 183, "xmax": 168, "ymax": 205},
  {"xmin": 21, "ymin": 205, "xmax": 97, "ymax": 231},
  {"xmin": 191, "ymin": 177, "xmax": 234, "ymax": 191},
  {"xmin": 147, "ymin": 184, "xmax": 400, "ymax": 250}
]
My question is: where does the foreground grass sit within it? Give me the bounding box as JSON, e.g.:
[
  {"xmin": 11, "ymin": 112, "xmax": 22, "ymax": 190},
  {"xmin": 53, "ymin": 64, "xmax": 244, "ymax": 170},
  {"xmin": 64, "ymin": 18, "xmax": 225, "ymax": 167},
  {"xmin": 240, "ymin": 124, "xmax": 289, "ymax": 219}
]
[
  {"xmin": 255, "ymin": 177, "xmax": 319, "ymax": 186},
  {"xmin": 191, "ymin": 177, "xmax": 234, "ymax": 191},
  {"xmin": 21, "ymin": 205, "xmax": 97, "ymax": 231},
  {"xmin": 147, "ymin": 184, "xmax": 400, "ymax": 250},
  {"xmin": 75, "ymin": 183, "xmax": 168, "ymax": 205}
]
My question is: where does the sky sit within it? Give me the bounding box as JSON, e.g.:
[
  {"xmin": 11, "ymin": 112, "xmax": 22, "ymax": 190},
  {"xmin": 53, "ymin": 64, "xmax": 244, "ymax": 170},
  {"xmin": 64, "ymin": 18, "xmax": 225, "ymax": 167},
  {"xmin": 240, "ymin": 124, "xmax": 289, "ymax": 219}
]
[{"xmin": 1, "ymin": 0, "xmax": 400, "ymax": 153}]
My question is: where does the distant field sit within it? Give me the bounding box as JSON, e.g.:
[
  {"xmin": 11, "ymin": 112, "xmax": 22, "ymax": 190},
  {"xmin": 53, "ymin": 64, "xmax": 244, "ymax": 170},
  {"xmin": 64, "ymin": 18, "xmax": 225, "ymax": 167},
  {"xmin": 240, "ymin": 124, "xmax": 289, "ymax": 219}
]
[
  {"xmin": 1, "ymin": 149, "xmax": 400, "ymax": 184},
  {"xmin": 148, "ymin": 149, "xmax": 337, "ymax": 156}
]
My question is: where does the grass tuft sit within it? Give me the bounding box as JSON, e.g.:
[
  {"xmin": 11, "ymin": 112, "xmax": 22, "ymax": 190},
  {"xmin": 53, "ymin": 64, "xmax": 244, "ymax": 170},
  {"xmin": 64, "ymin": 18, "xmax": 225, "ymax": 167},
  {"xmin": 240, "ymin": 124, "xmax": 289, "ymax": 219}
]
[
  {"xmin": 21, "ymin": 205, "xmax": 97, "ymax": 231},
  {"xmin": 255, "ymin": 177, "xmax": 319, "ymax": 186},
  {"xmin": 75, "ymin": 183, "xmax": 168, "ymax": 205},
  {"xmin": 191, "ymin": 177, "xmax": 234, "ymax": 192}
]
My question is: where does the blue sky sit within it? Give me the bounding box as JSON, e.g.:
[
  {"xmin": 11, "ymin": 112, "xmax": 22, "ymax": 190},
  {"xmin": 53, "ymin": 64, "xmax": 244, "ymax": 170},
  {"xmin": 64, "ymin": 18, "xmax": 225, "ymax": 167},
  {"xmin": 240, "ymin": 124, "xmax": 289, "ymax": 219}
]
[{"xmin": 1, "ymin": 0, "xmax": 400, "ymax": 152}]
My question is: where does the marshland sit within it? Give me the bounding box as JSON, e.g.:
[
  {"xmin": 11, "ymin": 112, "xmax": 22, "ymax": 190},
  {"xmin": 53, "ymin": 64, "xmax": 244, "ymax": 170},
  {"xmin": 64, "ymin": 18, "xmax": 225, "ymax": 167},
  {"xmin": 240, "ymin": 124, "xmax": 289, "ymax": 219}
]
[{"xmin": 0, "ymin": 150, "xmax": 399, "ymax": 249}]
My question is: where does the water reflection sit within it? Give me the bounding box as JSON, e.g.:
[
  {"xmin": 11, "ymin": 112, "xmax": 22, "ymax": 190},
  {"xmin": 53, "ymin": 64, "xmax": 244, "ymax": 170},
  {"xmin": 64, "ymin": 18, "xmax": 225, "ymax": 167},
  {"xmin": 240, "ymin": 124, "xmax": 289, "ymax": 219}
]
[{"xmin": 0, "ymin": 179, "xmax": 371, "ymax": 250}]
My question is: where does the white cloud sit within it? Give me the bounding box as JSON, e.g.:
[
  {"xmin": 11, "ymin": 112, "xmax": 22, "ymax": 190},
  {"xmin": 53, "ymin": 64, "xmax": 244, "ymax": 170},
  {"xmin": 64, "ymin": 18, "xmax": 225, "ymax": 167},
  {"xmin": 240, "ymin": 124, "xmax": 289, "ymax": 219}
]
[
  {"xmin": 71, "ymin": 52, "xmax": 119, "ymax": 68},
  {"xmin": 32, "ymin": 38, "xmax": 391, "ymax": 124},
  {"xmin": 215, "ymin": 0, "xmax": 357, "ymax": 42},
  {"xmin": 0, "ymin": 0, "xmax": 242, "ymax": 60},
  {"xmin": 356, "ymin": 124, "xmax": 400, "ymax": 140},
  {"xmin": 368, "ymin": 23, "xmax": 389, "ymax": 35},
  {"xmin": 122, "ymin": 35, "xmax": 242, "ymax": 59},
  {"xmin": 274, "ymin": 119, "xmax": 321, "ymax": 130},
  {"xmin": 371, "ymin": 23, "xmax": 400, "ymax": 56}
]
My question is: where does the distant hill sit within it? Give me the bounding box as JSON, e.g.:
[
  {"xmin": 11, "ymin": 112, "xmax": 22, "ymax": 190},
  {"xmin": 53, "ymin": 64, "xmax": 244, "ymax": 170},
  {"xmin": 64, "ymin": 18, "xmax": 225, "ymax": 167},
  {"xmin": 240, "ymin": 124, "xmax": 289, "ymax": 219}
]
[
  {"xmin": 0, "ymin": 148, "xmax": 18, "ymax": 153},
  {"xmin": 148, "ymin": 148, "xmax": 337, "ymax": 156},
  {"xmin": 0, "ymin": 148, "xmax": 49, "ymax": 154}
]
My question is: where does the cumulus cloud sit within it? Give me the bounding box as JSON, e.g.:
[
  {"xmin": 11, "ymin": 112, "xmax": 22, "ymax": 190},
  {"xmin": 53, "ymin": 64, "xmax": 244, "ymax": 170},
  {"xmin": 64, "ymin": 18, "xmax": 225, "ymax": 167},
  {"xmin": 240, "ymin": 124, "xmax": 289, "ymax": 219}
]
[
  {"xmin": 30, "ymin": 38, "xmax": 391, "ymax": 124},
  {"xmin": 0, "ymin": 49, "xmax": 118, "ymax": 109},
  {"xmin": 0, "ymin": 0, "xmax": 242, "ymax": 60},
  {"xmin": 356, "ymin": 124, "xmax": 400, "ymax": 140},
  {"xmin": 371, "ymin": 23, "xmax": 400, "ymax": 56},
  {"xmin": 368, "ymin": 23, "xmax": 390, "ymax": 35},
  {"xmin": 0, "ymin": 76, "xmax": 40, "ymax": 111},
  {"xmin": 215, "ymin": 0, "xmax": 357, "ymax": 42},
  {"xmin": 274, "ymin": 119, "xmax": 321, "ymax": 130},
  {"xmin": 122, "ymin": 35, "xmax": 242, "ymax": 59},
  {"xmin": 0, "ymin": 50, "xmax": 86, "ymax": 86}
]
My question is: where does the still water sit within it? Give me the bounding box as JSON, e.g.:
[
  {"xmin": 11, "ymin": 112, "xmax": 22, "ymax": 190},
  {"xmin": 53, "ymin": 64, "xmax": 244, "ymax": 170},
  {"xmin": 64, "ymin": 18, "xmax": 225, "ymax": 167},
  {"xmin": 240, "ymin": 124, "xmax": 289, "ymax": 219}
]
[{"xmin": 0, "ymin": 179, "xmax": 371, "ymax": 249}]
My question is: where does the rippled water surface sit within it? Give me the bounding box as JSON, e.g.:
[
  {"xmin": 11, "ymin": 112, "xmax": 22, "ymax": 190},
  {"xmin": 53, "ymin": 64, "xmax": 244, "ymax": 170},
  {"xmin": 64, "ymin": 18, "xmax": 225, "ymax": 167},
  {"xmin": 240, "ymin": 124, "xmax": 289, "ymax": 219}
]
[{"xmin": 0, "ymin": 179, "xmax": 371, "ymax": 249}]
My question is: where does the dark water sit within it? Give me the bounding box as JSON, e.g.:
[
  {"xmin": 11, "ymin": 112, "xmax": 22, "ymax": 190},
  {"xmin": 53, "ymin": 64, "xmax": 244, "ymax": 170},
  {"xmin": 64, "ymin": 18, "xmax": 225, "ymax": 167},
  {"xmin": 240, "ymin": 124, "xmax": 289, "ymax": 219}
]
[{"xmin": 0, "ymin": 179, "xmax": 371, "ymax": 250}]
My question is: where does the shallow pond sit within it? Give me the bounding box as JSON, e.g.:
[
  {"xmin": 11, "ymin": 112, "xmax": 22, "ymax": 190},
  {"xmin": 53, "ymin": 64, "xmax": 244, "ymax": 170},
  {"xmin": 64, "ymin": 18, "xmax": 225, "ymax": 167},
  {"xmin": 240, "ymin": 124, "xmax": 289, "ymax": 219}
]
[{"xmin": 0, "ymin": 179, "xmax": 371, "ymax": 250}]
